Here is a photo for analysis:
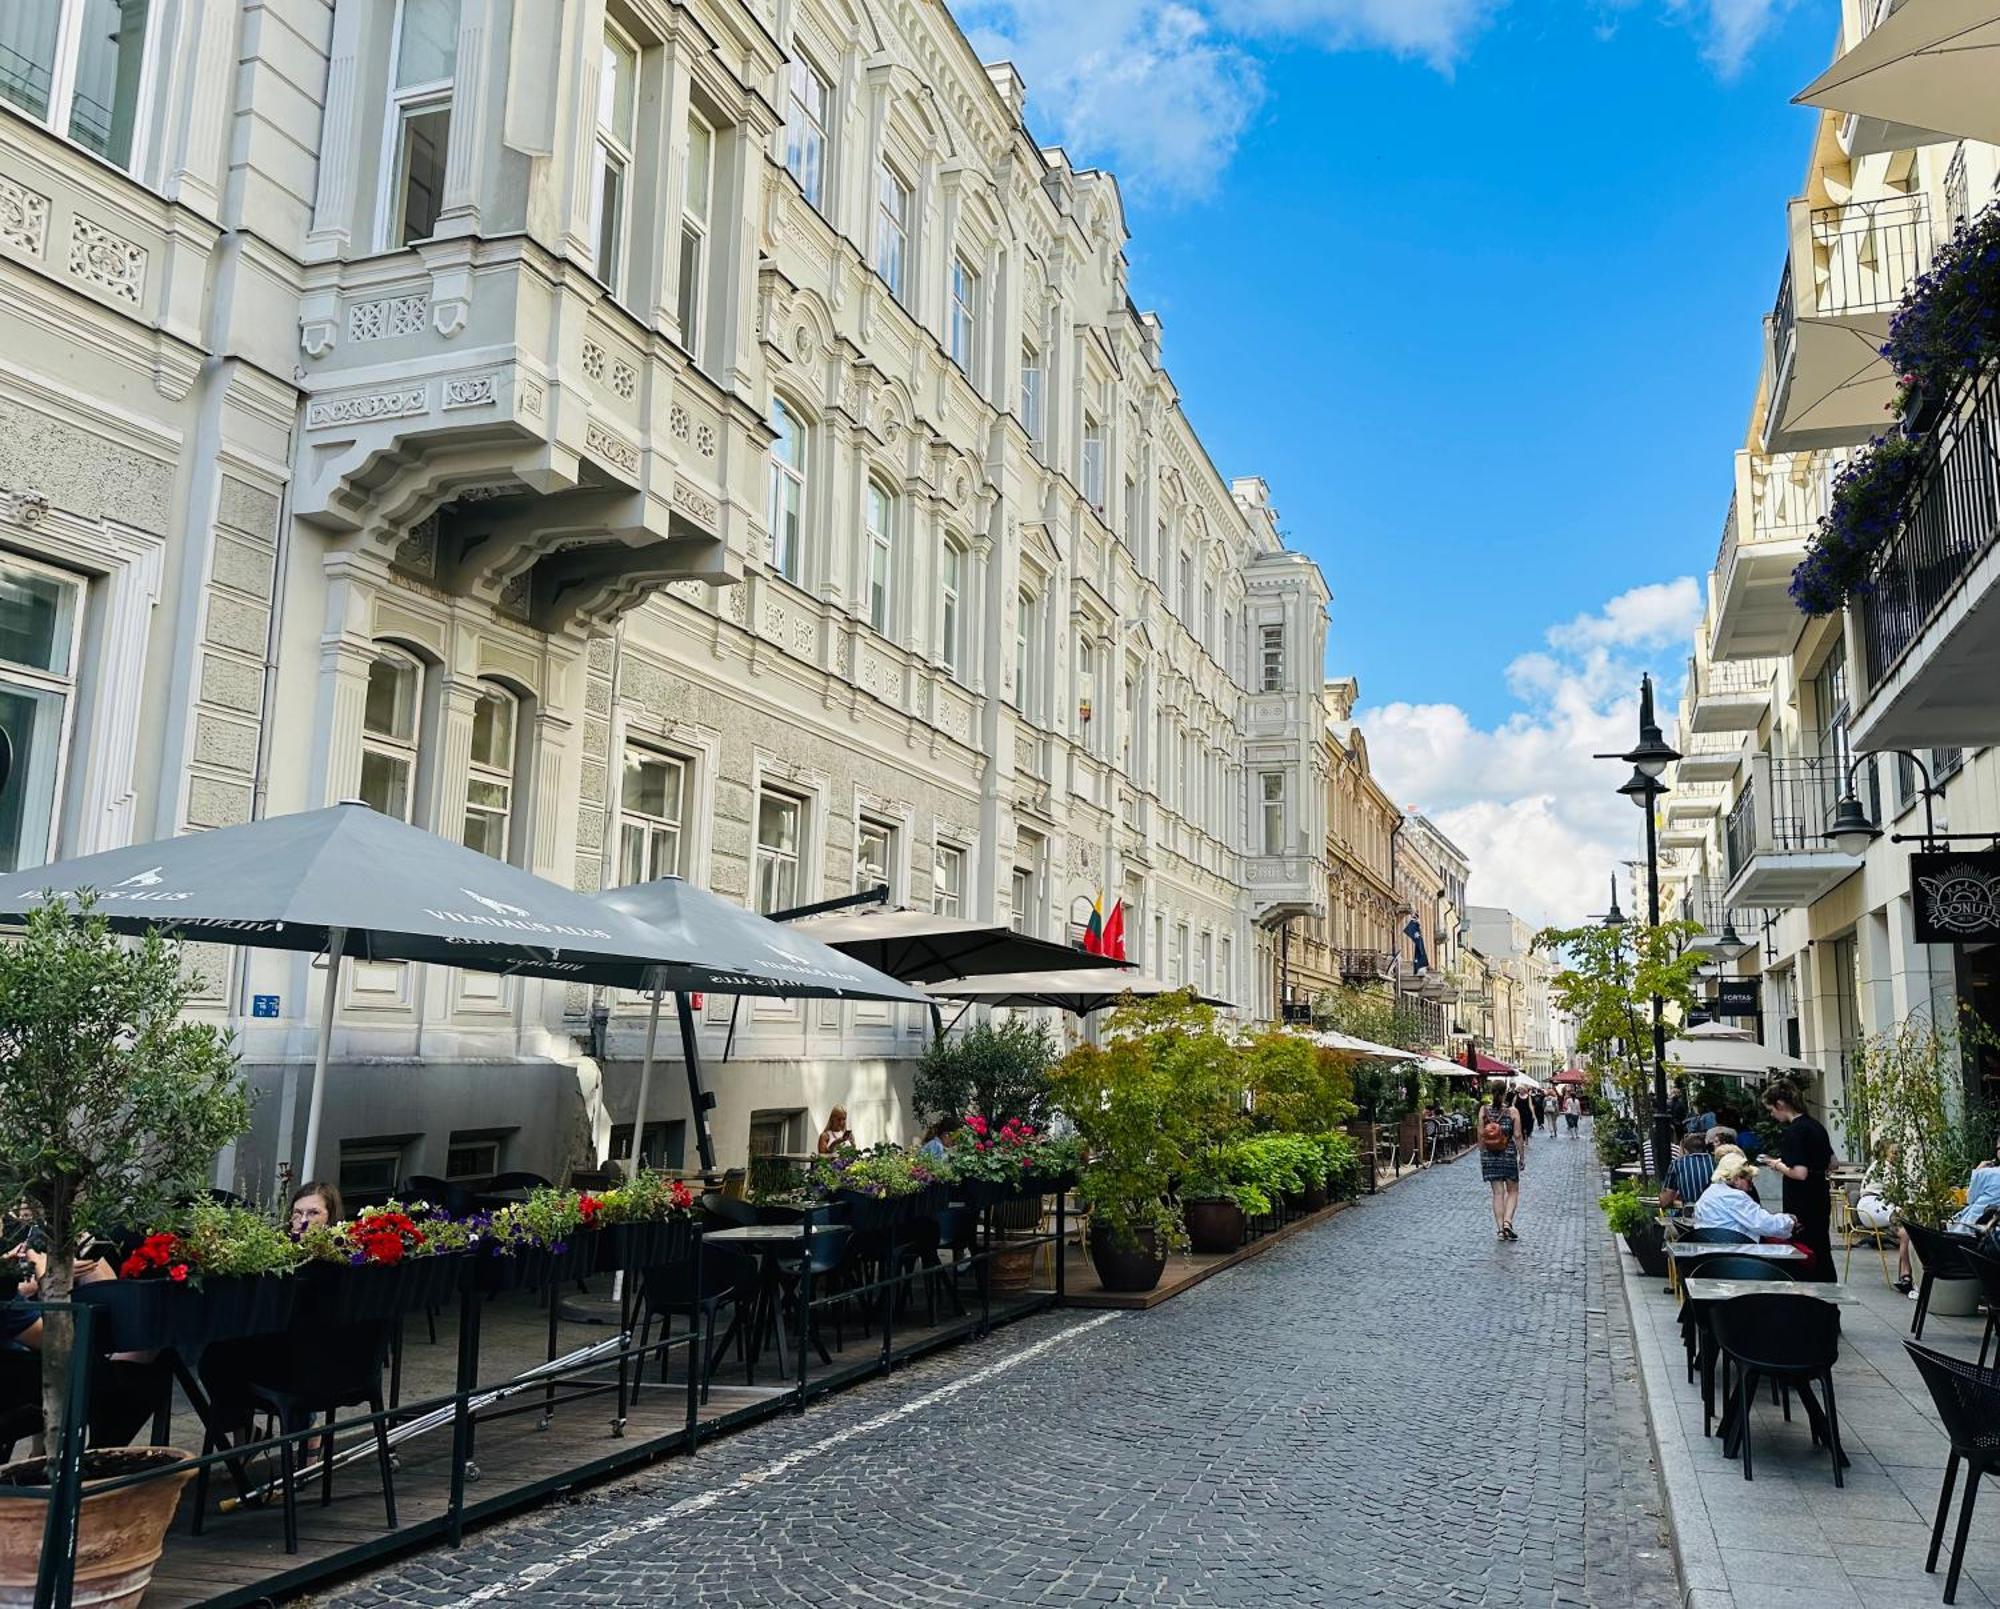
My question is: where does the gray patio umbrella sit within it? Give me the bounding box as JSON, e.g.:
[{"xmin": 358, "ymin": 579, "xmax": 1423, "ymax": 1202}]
[
  {"xmin": 0, "ymin": 803, "xmax": 728, "ymax": 1178},
  {"xmin": 592, "ymin": 878, "xmax": 929, "ymax": 1176},
  {"xmin": 922, "ymin": 967, "xmax": 1230, "ymax": 1019},
  {"xmin": 784, "ymin": 907, "xmax": 1129, "ymax": 985}
]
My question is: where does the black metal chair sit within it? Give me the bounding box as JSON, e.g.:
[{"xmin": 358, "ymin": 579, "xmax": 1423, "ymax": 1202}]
[
  {"xmin": 401, "ymin": 1175, "xmax": 478, "ymax": 1218},
  {"xmin": 699, "ymin": 1192, "xmax": 759, "ymax": 1229},
  {"xmin": 1709, "ymin": 1294, "xmax": 1845, "ymax": 1486},
  {"xmin": 1908, "ymin": 1223, "xmax": 1981, "ymax": 1341},
  {"xmin": 637, "ymin": 1243, "xmax": 754, "ymax": 1403},
  {"xmin": 1905, "ymin": 1340, "xmax": 2000, "ymax": 1605},
  {"xmin": 1681, "ymin": 1257, "xmax": 1794, "ymax": 1436},
  {"xmin": 1961, "ymin": 1244, "xmax": 2000, "ymax": 1370},
  {"xmin": 483, "ymin": 1170, "xmax": 551, "ymax": 1194}
]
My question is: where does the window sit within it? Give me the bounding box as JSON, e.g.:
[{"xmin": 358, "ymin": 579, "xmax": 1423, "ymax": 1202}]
[
  {"xmin": 590, "ymin": 26, "xmax": 638, "ymax": 297},
  {"xmin": 359, "ymin": 647, "xmax": 423, "ymax": 822},
  {"xmin": 619, "ymin": 747, "xmax": 688, "ymax": 884},
  {"xmin": 783, "ymin": 55, "xmax": 829, "ymax": 209},
  {"xmin": 933, "ymin": 841, "xmax": 965, "ymax": 918},
  {"xmin": 676, "ymin": 113, "xmax": 714, "ymax": 352},
  {"xmin": 1168, "ymin": 922, "xmax": 1184, "ymax": 984},
  {"xmin": 748, "ymin": 1108, "xmax": 807, "ymax": 1157},
  {"xmin": 766, "ymin": 399, "xmax": 806, "ymax": 582},
  {"xmin": 855, "ymin": 818, "xmax": 894, "ymax": 895},
  {"xmin": 1011, "ymin": 867, "xmax": 1034, "ymax": 934},
  {"xmin": 1080, "ymin": 415, "xmax": 1105, "ymax": 510},
  {"xmin": 1199, "ymin": 930, "xmax": 1213, "ymax": 993},
  {"xmin": 1077, "ymin": 635, "xmax": 1095, "ymax": 750},
  {"xmin": 1020, "ymin": 346, "xmax": 1044, "ymax": 442},
  {"xmin": 1220, "ymin": 935, "xmax": 1232, "ymax": 1001},
  {"xmin": 1120, "ymin": 673, "xmax": 1135, "ymax": 770},
  {"xmin": 1201, "ymin": 581, "xmax": 1215, "ymax": 645},
  {"xmin": 1016, "ymin": 589, "xmax": 1039, "ymax": 715},
  {"xmin": 0, "ymin": 556, "xmax": 82, "ymax": 873},
  {"xmin": 754, "ymin": 790, "xmax": 803, "ymax": 914},
  {"xmin": 386, "ymin": 0, "xmax": 459, "ymax": 245},
  {"xmin": 337, "ymin": 1139, "xmax": 408, "ymax": 1199},
  {"xmin": 463, "ymin": 682, "xmax": 516, "ymax": 860},
  {"xmin": 610, "ymin": 1119, "xmax": 686, "ymax": 1172},
  {"xmin": 949, "ymin": 256, "xmax": 980, "ymax": 375},
  {"xmin": 873, "ymin": 163, "xmax": 910, "ymax": 299},
  {"xmin": 1222, "ymin": 608, "xmax": 1235, "ymax": 678},
  {"xmin": 939, "ymin": 539, "xmax": 964, "ymax": 676},
  {"xmin": 0, "ymin": 0, "xmax": 154, "ymax": 171},
  {"xmin": 1179, "ymin": 547, "xmax": 1195, "ymax": 626},
  {"xmin": 444, "ymin": 1131, "xmax": 506, "ymax": 1181},
  {"xmin": 1261, "ymin": 772, "xmax": 1286, "ymax": 855},
  {"xmin": 1259, "ymin": 624, "xmax": 1285, "ymax": 693},
  {"xmin": 865, "ymin": 482, "xmax": 892, "ymax": 634}
]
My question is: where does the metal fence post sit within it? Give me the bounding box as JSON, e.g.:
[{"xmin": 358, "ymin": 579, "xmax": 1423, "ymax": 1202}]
[{"xmin": 447, "ymin": 1281, "xmax": 481, "ymax": 1546}]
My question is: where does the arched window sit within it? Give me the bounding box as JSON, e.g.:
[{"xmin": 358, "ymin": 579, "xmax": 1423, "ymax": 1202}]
[
  {"xmin": 865, "ymin": 481, "xmax": 893, "ymax": 634},
  {"xmin": 767, "ymin": 399, "xmax": 806, "ymax": 582},
  {"xmin": 360, "ymin": 647, "xmax": 424, "ymax": 821},
  {"xmin": 939, "ymin": 537, "xmax": 965, "ymax": 677},
  {"xmin": 463, "ymin": 681, "xmax": 517, "ymax": 859}
]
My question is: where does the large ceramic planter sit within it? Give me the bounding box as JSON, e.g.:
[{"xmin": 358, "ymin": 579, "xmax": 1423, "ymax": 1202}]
[
  {"xmin": 988, "ymin": 1238, "xmax": 1039, "ymax": 1293},
  {"xmin": 1915, "ymin": 1241, "xmax": 1981, "ymax": 1316},
  {"xmin": 1622, "ymin": 1221, "xmax": 1668, "ymax": 1279},
  {"xmin": 0, "ymin": 1447, "xmax": 193, "ymax": 1609},
  {"xmin": 1301, "ymin": 1181, "xmax": 1329, "ymax": 1213},
  {"xmin": 1183, "ymin": 1198, "xmax": 1245, "ymax": 1255},
  {"xmin": 1087, "ymin": 1222, "xmax": 1167, "ymax": 1294}
]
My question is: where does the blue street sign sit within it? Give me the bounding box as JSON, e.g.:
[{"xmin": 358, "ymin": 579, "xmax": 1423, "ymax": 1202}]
[{"xmin": 252, "ymin": 994, "xmax": 280, "ymax": 1018}]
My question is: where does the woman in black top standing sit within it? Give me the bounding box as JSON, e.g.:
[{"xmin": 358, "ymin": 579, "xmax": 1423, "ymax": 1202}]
[{"xmin": 1760, "ymin": 1080, "xmax": 1835, "ymax": 1281}]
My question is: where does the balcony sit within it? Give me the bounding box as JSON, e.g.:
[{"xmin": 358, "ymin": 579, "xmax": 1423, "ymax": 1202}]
[
  {"xmin": 1337, "ymin": 949, "xmax": 1394, "ymax": 985},
  {"xmin": 1686, "ymin": 655, "xmax": 1777, "ymax": 732},
  {"xmin": 1722, "ymin": 755, "xmax": 1859, "ymax": 909},
  {"xmin": 1851, "ymin": 365, "xmax": 2000, "ymax": 750},
  {"xmin": 1763, "ymin": 195, "xmax": 1931, "ymax": 453},
  {"xmin": 1712, "ymin": 448, "xmax": 1853, "ymax": 660},
  {"xmin": 1665, "ymin": 781, "xmax": 1727, "ymax": 822},
  {"xmin": 1797, "ymin": 0, "xmax": 2000, "ymax": 156},
  {"xmin": 1677, "ymin": 730, "xmax": 1750, "ymax": 782}
]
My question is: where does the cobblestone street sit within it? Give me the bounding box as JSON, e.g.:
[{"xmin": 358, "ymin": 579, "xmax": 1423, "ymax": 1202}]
[{"xmin": 331, "ymin": 1128, "xmax": 1679, "ymax": 1608}]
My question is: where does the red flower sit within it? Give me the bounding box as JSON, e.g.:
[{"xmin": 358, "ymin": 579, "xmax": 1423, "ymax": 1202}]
[
  {"xmin": 965, "ymin": 1114, "xmax": 988, "ymax": 1137},
  {"xmin": 669, "ymin": 1180, "xmax": 692, "ymax": 1210},
  {"xmin": 168, "ymin": 1264, "xmax": 189, "ymax": 1283},
  {"xmin": 362, "ymin": 1233, "xmax": 404, "ymax": 1265},
  {"xmin": 579, "ymin": 1194, "xmax": 604, "ymax": 1222},
  {"xmin": 119, "ymin": 1253, "xmax": 146, "ymax": 1278}
]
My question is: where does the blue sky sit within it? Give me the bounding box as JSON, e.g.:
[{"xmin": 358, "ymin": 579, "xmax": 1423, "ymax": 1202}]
[{"xmin": 963, "ymin": 0, "xmax": 1837, "ymax": 924}]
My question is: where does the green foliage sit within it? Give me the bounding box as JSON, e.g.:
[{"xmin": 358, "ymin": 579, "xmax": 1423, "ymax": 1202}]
[
  {"xmin": 1243, "ymin": 1035, "xmax": 1357, "ymax": 1134},
  {"xmin": 1535, "ymin": 919, "xmax": 1703, "ymax": 1174},
  {"xmin": 489, "ymin": 1185, "xmax": 590, "ymax": 1250},
  {"xmin": 0, "ymin": 898, "xmax": 249, "ymax": 1452},
  {"xmin": 173, "ymin": 1202, "xmax": 303, "ymax": 1279},
  {"xmin": 810, "ymin": 1145, "xmax": 945, "ymax": 1199},
  {"xmin": 1351, "ymin": 1061, "xmax": 1420, "ymax": 1121},
  {"xmin": 1047, "ymin": 991, "xmax": 1243, "ymax": 1248},
  {"xmin": 913, "ymin": 1017, "xmax": 1058, "ymax": 1129},
  {"xmin": 1842, "ymin": 1013, "xmax": 1975, "ymax": 1229},
  {"xmin": 1600, "ymin": 1181, "xmax": 1651, "ymax": 1237},
  {"xmin": 1311, "ymin": 985, "xmax": 1429, "ymax": 1051}
]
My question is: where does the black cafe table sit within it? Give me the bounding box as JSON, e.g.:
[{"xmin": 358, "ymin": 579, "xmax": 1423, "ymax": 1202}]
[{"xmin": 703, "ymin": 1224, "xmax": 841, "ymax": 1385}]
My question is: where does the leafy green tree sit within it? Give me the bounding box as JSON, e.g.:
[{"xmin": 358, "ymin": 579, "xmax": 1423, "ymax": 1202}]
[
  {"xmin": 1842, "ymin": 1012, "xmax": 1976, "ymax": 1229},
  {"xmin": 1310, "ymin": 985, "xmax": 1429, "ymax": 1050},
  {"xmin": 1243, "ymin": 1035, "xmax": 1356, "ymax": 1134},
  {"xmin": 1534, "ymin": 918, "xmax": 1704, "ymax": 1179},
  {"xmin": 912, "ymin": 1017, "xmax": 1058, "ymax": 1130},
  {"xmin": 0, "ymin": 899, "xmax": 248, "ymax": 1453}
]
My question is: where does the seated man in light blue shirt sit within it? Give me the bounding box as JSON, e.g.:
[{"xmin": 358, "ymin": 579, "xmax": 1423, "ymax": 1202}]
[
  {"xmin": 1950, "ymin": 1150, "xmax": 2000, "ymax": 1232},
  {"xmin": 1691, "ymin": 1154, "xmax": 1798, "ymax": 1241}
]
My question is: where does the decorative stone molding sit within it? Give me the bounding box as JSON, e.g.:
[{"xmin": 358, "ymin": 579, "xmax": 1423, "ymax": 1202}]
[
  {"xmin": 0, "ymin": 488, "xmax": 49, "ymax": 527},
  {"xmin": 671, "ymin": 480, "xmax": 719, "ymax": 529},
  {"xmin": 519, "ymin": 379, "xmax": 545, "ymax": 418},
  {"xmin": 584, "ymin": 420, "xmax": 639, "ymax": 474},
  {"xmin": 67, "ymin": 218, "xmax": 146, "ymax": 304},
  {"xmin": 696, "ymin": 424, "xmax": 716, "ymax": 458},
  {"xmin": 348, "ymin": 293, "xmax": 428, "ymax": 341},
  {"xmin": 306, "ymin": 385, "xmax": 430, "ymax": 429},
  {"xmin": 443, "ymin": 374, "xmax": 497, "ymax": 410},
  {"xmin": 299, "ymin": 317, "xmax": 337, "ymax": 358},
  {"xmin": 610, "ymin": 361, "xmax": 637, "ymax": 399},
  {"xmin": 0, "ymin": 176, "xmax": 50, "ymax": 257},
  {"xmin": 669, "ymin": 405, "xmax": 691, "ymax": 441},
  {"xmin": 393, "ymin": 515, "xmax": 439, "ymax": 578},
  {"xmin": 582, "ymin": 340, "xmax": 607, "ymax": 381}
]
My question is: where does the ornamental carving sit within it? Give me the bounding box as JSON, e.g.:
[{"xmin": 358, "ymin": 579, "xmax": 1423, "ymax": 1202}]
[
  {"xmin": 393, "ymin": 516, "xmax": 439, "ymax": 578},
  {"xmin": 585, "ymin": 420, "xmax": 639, "ymax": 474},
  {"xmin": 696, "ymin": 424, "xmax": 716, "ymax": 458},
  {"xmin": 669, "ymin": 406, "xmax": 691, "ymax": 441},
  {"xmin": 671, "ymin": 481, "xmax": 718, "ymax": 529},
  {"xmin": 610, "ymin": 361, "xmax": 637, "ymax": 399},
  {"xmin": 67, "ymin": 218, "xmax": 145, "ymax": 304},
  {"xmin": 0, "ymin": 176, "xmax": 50, "ymax": 257},
  {"xmin": 519, "ymin": 380, "xmax": 545, "ymax": 419},
  {"xmin": 306, "ymin": 386, "xmax": 429, "ymax": 429},
  {"xmin": 443, "ymin": 375, "xmax": 497, "ymax": 410},
  {"xmin": 582, "ymin": 341, "xmax": 606, "ymax": 381},
  {"xmin": 0, "ymin": 489, "xmax": 49, "ymax": 527},
  {"xmin": 348, "ymin": 294, "xmax": 428, "ymax": 341}
]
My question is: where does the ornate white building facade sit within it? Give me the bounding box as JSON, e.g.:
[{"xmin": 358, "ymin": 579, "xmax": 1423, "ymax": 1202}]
[{"xmin": 0, "ymin": 0, "xmax": 1329, "ymax": 1186}]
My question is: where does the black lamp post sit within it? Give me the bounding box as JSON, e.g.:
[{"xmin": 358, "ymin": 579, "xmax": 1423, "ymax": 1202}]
[
  {"xmin": 1599, "ymin": 673, "xmax": 1679, "ymax": 1183},
  {"xmin": 1824, "ymin": 750, "xmax": 1943, "ymax": 855}
]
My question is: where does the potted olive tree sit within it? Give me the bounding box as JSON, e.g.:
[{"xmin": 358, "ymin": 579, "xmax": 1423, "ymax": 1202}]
[
  {"xmin": 914, "ymin": 1019, "xmax": 1058, "ymax": 1233},
  {"xmin": 0, "ymin": 899, "xmax": 247, "ymax": 1602}
]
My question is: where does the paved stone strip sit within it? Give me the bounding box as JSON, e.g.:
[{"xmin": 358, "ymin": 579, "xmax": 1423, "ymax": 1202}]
[{"xmin": 333, "ymin": 1129, "xmax": 1682, "ymax": 1607}]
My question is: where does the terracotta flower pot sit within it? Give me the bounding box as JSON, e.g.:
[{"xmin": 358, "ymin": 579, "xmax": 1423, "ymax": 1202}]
[
  {"xmin": 988, "ymin": 1238, "xmax": 1038, "ymax": 1293},
  {"xmin": 1182, "ymin": 1198, "xmax": 1245, "ymax": 1255},
  {"xmin": 1087, "ymin": 1221, "xmax": 1167, "ymax": 1293},
  {"xmin": 0, "ymin": 1447, "xmax": 194, "ymax": 1609}
]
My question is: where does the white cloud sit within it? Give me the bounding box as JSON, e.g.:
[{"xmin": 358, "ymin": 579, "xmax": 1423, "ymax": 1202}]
[
  {"xmin": 1361, "ymin": 579, "xmax": 1700, "ymax": 929},
  {"xmin": 1603, "ymin": 0, "xmax": 1798, "ymax": 76}
]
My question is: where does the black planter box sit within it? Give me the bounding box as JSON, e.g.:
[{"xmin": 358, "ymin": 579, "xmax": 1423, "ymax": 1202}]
[
  {"xmin": 594, "ymin": 1219, "xmax": 694, "ymax": 1275},
  {"xmin": 297, "ymin": 1253, "xmax": 469, "ymax": 1324},
  {"xmin": 476, "ymin": 1236, "xmax": 596, "ymax": 1295},
  {"xmin": 77, "ymin": 1272, "xmax": 298, "ymax": 1353}
]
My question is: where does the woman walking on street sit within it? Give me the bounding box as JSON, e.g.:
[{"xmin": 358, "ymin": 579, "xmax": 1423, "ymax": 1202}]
[{"xmin": 1480, "ymin": 1080, "xmax": 1522, "ymax": 1240}]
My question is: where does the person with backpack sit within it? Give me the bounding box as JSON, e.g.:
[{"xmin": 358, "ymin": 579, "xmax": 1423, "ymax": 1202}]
[{"xmin": 1479, "ymin": 1081, "xmax": 1522, "ymax": 1241}]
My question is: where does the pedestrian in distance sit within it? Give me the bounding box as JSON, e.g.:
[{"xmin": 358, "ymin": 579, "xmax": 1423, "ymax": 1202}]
[
  {"xmin": 1479, "ymin": 1080, "xmax": 1522, "ymax": 1241},
  {"xmin": 1563, "ymin": 1091, "xmax": 1582, "ymax": 1138}
]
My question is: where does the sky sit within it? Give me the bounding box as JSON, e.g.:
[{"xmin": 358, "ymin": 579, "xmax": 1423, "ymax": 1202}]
[{"xmin": 958, "ymin": 0, "xmax": 1838, "ymax": 927}]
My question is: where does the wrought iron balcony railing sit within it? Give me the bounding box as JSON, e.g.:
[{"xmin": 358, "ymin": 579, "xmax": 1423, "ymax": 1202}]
[
  {"xmin": 1337, "ymin": 949, "xmax": 1393, "ymax": 984},
  {"xmin": 1805, "ymin": 195, "xmax": 1931, "ymax": 318},
  {"xmin": 1860, "ymin": 366, "xmax": 2000, "ymax": 688}
]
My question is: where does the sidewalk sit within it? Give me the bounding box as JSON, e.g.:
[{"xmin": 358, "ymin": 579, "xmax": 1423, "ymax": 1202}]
[{"xmin": 1620, "ymin": 1230, "xmax": 2000, "ymax": 1606}]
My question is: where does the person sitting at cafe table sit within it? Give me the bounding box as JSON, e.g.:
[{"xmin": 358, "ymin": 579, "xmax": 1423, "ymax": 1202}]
[
  {"xmin": 288, "ymin": 1180, "xmax": 343, "ymax": 1236},
  {"xmin": 1949, "ymin": 1135, "xmax": 2000, "ymax": 1233},
  {"xmin": 1691, "ymin": 1154, "xmax": 1798, "ymax": 1242},
  {"xmin": 1658, "ymin": 1128, "xmax": 1715, "ymax": 1210}
]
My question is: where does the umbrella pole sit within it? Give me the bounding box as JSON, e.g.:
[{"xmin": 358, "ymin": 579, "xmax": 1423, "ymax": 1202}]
[
  {"xmin": 628, "ymin": 990, "xmax": 663, "ymax": 1178},
  {"xmin": 675, "ymin": 991, "xmax": 717, "ymax": 1174},
  {"xmin": 299, "ymin": 928, "xmax": 346, "ymax": 1184},
  {"xmin": 721, "ymin": 995, "xmax": 742, "ymax": 1062},
  {"xmin": 928, "ymin": 1002, "xmax": 944, "ymax": 1044}
]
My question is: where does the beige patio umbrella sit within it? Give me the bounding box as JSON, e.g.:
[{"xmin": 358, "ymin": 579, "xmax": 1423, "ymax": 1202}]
[{"xmin": 1794, "ymin": 0, "xmax": 2000, "ymax": 147}]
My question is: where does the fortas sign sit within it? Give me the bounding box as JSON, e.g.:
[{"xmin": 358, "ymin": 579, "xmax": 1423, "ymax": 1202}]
[{"xmin": 1911, "ymin": 852, "xmax": 2000, "ymax": 944}]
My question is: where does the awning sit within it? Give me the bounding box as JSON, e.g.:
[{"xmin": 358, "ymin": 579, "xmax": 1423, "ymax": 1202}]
[
  {"xmin": 786, "ymin": 907, "xmax": 1126, "ymax": 983},
  {"xmin": 1794, "ymin": 0, "xmax": 2000, "ymax": 147},
  {"xmin": 1464, "ymin": 1050, "xmax": 1518, "ymax": 1075},
  {"xmin": 1305, "ymin": 1028, "xmax": 1422, "ymax": 1061},
  {"xmin": 1554, "ymin": 1069, "xmax": 1588, "ymax": 1085},
  {"xmin": 1665, "ymin": 1034, "xmax": 1820, "ymax": 1083},
  {"xmin": 922, "ymin": 968, "xmax": 1228, "ymax": 1017},
  {"xmin": 1420, "ymin": 1055, "xmax": 1481, "ymax": 1078}
]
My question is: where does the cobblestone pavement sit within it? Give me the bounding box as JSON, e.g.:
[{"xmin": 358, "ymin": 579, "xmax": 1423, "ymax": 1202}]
[{"xmin": 331, "ymin": 1127, "xmax": 1681, "ymax": 1607}]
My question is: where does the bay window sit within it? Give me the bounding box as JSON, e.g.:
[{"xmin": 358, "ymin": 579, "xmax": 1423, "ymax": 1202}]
[
  {"xmin": 0, "ymin": 0, "xmax": 154, "ymax": 172},
  {"xmin": 619, "ymin": 746, "xmax": 688, "ymax": 884},
  {"xmin": 462, "ymin": 682, "xmax": 516, "ymax": 860},
  {"xmin": 0, "ymin": 555, "xmax": 82, "ymax": 873},
  {"xmin": 1261, "ymin": 772, "xmax": 1286, "ymax": 856},
  {"xmin": 590, "ymin": 26, "xmax": 638, "ymax": 299},
  {"xmin": 385, "ymin": 0, "xmax": 459, "ymax": 246},
  {"xmin": 767, "ymin": 399, "xmax": 806, "ymax": 582},
  {"xmin": 1259, "ymin": 623, "xmax": 1285, "ymax": 693},
  {"xmin": 359, "ymin": 647, "xmax": 424, "ymax": 822}
]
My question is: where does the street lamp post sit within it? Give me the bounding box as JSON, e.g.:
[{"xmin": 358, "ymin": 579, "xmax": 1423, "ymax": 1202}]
[{"xmin": 1600, "ymin": 673, "xmax": 1679, "ymax": 1183}]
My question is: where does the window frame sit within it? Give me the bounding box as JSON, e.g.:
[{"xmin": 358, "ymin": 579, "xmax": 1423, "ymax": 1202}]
[
  {"xmin": 766, "ymin": 398, "xmax": 807, "ymax": 583},
  {"xmin": 359, "ymin": 645, "xmax": 426, "ymax": 824},
  {"xmin": 617, "ymin": 743, "xmax": 690, "ymax": 886},
  {"xmin": 864, "ymin": 480, "xmax": 893, "ymax": 635},
  {"xmin": 588, "ymin": 21, "xmax": 640, "ymax": 300},
  {"xmin": 783, "ymin": 53, "xmax": 830, "ymax": 211},
  {"xmin": 0, "ymin": 0, "xmax": 160, "ymax": 175},
  {"xmin": 380, "ymin": 0, "xmax": 459, "ymax": 249},
  {"xmin": 873, "ymin": 160, "xmax": 911, "ymax": 300},
  {"xmin": 932, "ymin": 839, "xmax": 966, "ymax": 918},
  {"xmin": 1080, "ymin": 415, "xmax": 1105, "ymax": 511},
  {"xmin": 676, "ymin": 109, "xmax": 715, "ymax": 354},
  {"xmin": 1261, "ymin": 771, "xmax": 1286, "ymax": 856},
  {"xmin": 939, "ymin": 537, "xmax": 965, "ymax": 678},
  {"xmin": 463, "ymin": 680, "xmax": 518, "ymax": 862},
  {"xmin": 0, "ymin": 550, "xmax": 85, "ymax": 874},
  {"xmin": 1020, "ymin": 344, "xmax": 1044, "ymax": 443},
  {"xmin": 1259, "ymin": 624, "xmax": 1286, "ymax": 693},
  {"xmin": 1016, "ymin": 587, "xmax": 1040, "ymax": 718},
  {"xmin": 754, "ymin": 787, "xmax": 805, "ymax": 915},
  {"xmin": 855, "ymin": 815, "xmax": 896, "ymax": 898},
  {"xmin": 949, "ymin": 255, "xmax": 980, "ymax": 377}
]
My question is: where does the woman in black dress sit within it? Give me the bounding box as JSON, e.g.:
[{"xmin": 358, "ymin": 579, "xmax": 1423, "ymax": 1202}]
[
  {"xmin": 1759, "ymin": 1080, "xmax": 1834, "ymax": 1281},
  {"xmin": 1480, "ymin": 1082, "xmax": 1522, "ymax": 1241}
]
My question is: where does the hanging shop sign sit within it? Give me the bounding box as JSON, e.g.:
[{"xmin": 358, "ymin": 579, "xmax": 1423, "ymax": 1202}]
[{"xmin": 1911, "ymin": 851, "xmax": 2000, "ymax": 944}]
